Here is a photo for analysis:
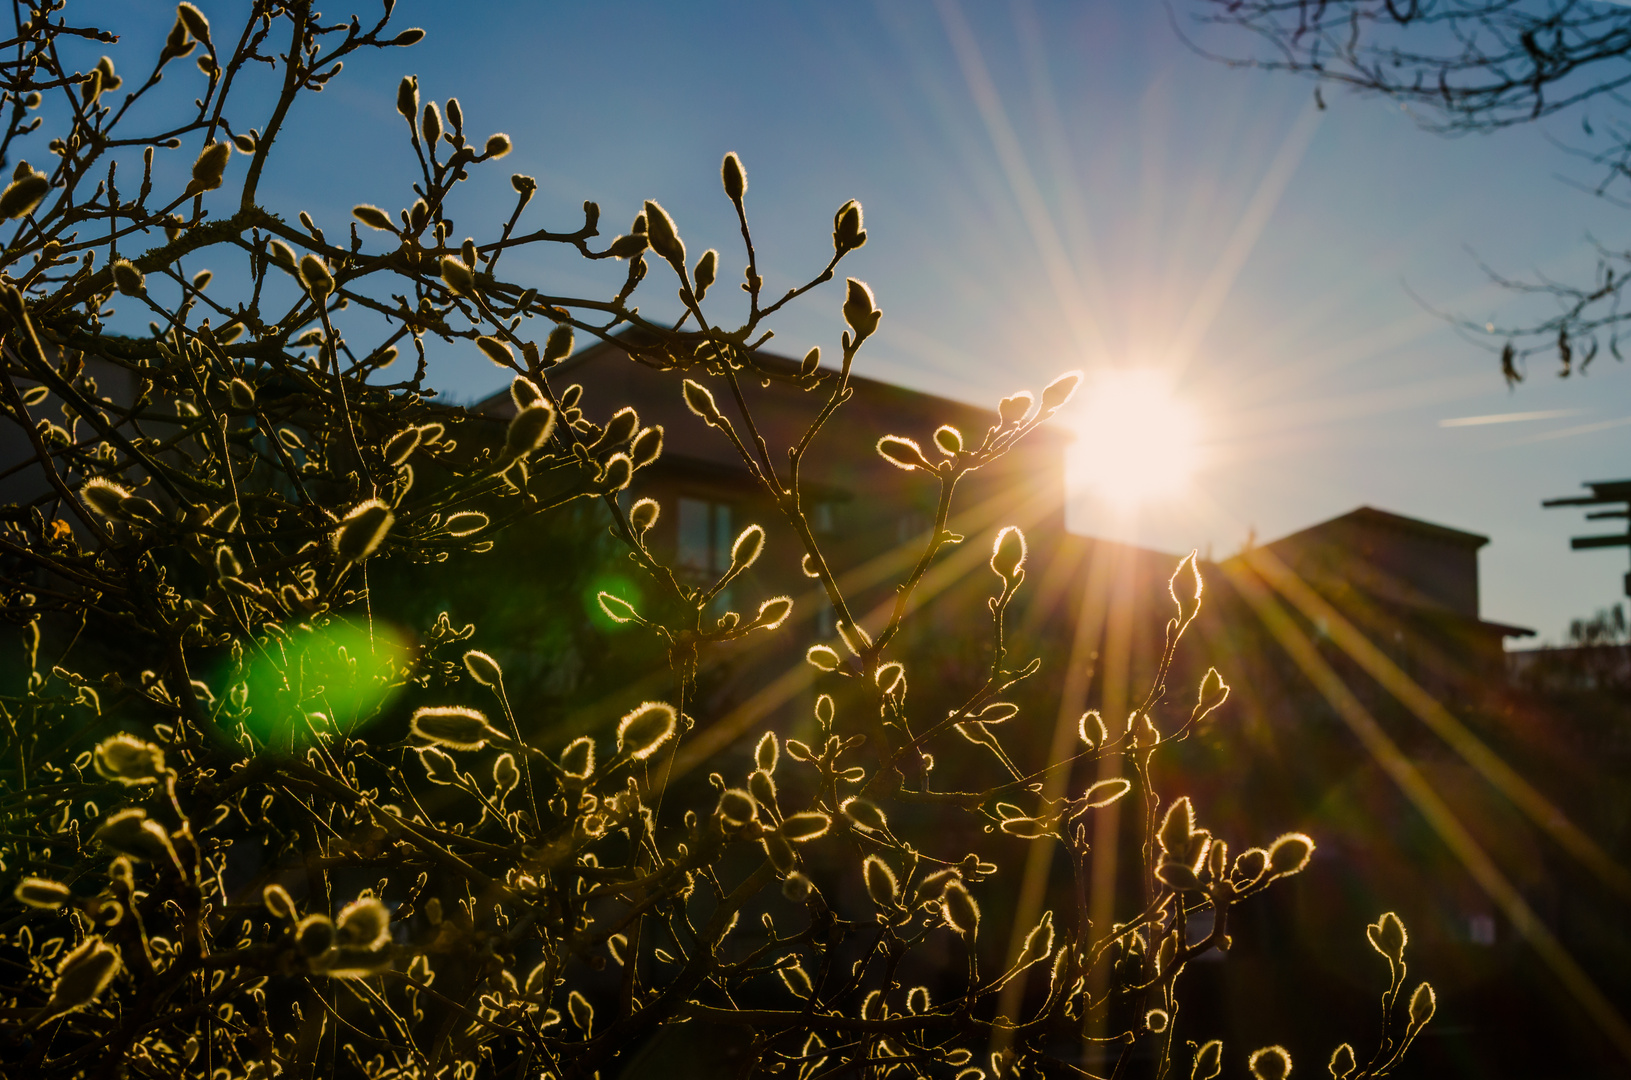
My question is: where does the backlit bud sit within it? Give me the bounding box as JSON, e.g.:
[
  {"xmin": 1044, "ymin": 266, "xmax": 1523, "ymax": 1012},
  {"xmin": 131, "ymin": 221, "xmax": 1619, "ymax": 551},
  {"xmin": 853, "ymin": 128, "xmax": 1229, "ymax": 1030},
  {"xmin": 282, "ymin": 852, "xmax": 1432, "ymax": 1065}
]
[
  {"xmin": 1040, "ymin": 370, "xmax": 1081, "ymax": 412},
  {"xmin": 43, "ymin": 937, "xmax": 120, "ymax": 1018},
  {"xmin": 1078, "ymin": 710, "xmax": 1106, "ymax": 749},
  {"xmin": 384, "ymin": 427, "xmax": 421, "ymax": 465},
  {"xmin": 876, "ymin": 435, "xmax": 931, "ymax": 471},
  {"xmin": 15, "ymin": 876, "xmax": 71, "ymax": 908},
  {"xmin": 721, "ymin": 152, "xmax": 746, "ymax": 202},
  {"xmin": 629, "ymin": 498, "xmax": 660, "ymax": 533},
  {"xmin": 421, "ymin": 101, "xmax": 442, "ymax": 147},
  {"xmin": 933, "ymin": 425, "xmax": 962, "ymax": 455},
  {"xmin": 682, "ymin": 379, "xmax": 723, "ymax": 425},
  {"xmin": 1408, "ymin": 982, "xmax": 1435, "ymax": 1028},
  {"xmin": 990, "ymin": 526, "xmax": 1027, "ymax": 581},
  {"xmin": 336, "ymin": 897, "xmax": 390, "ymax": 949},
  {"xmin": 1192, "ymin": 1040, "xmax": 1223, "ymax": 1080},
  {"xmin": 717, "ymin": 788, "xmax": 757, "ymax": 827},
  {"xmin": 1267, "ymin": 833, "xmax": 1314, "ymax": 877},
  {"xmin": 693, "ymin": 248, "xmax": 717, "ymax": 299},
  {"xmin": 111, "ymin": 259, "xmax": 145, "ymax": 295},
  {"xmin": 439, "ymin": 256, "xmax": 474, "ymax": 295},
  {"xmin": 842, "ymin": 278, "xmax": 880, "ymax": 339},
  {"xmin": 631, "ymin": 425, "xmax": 663, "ymax": 468},
  {"xmin": 82, "ymin": 478, "xmax": 130, "ymax": 517},
  {"xmin": 333, "ymin": 499, "xmax": 393, "ymax": 562},
  {"xmin": 841, "ymin": 797, "xmax": 887, "ymax": 833},
  {"xmin": 560, "ymin": 736, "xmax": 595, "ymax": 780},
  {"xmin": 93, "ymin": 734, "xmax": 166, "ymax": 785},
  {"xmin": 617, "ymin": 702, "xmax": 676, "ymax": 760},
  {"xmin": 485, "ymin": 133, "xmax": 512, "ymax": 158},
  {"xmin": 806, "ymin": 645, "xmax": 840, "ymax": 671},
  {"xmin": 800, "ymin": 347, "xmax": 821, "ymax": 378},
  {"xmin": 997, "ymin": 391, "xmax": 1033, "ymax": 426},
  {"xmin": 1328, "ymin": 1044, "xmax": 1355, "ymax": 1079},
  {"xmin": 863, "ymin": 855, "xmax": 898, "ymax": 908},
  {"xmin": 755, "ymin": 596, "xmax": 793, "ymax": 629},
  {"xmin": 1248, "ymin": 1047, "xmax": 1291, "ymax": 1080},
  {"xmin": 412, "ymin": 706, "xmax": 499, "ymax": 750},
  {"xmin": 832, "ymin": 199, "xmax": 866, "ymax": 252},
  {"xmin": 396, "ymin": 75, "xmax": 419, "ymax": 121},
  {"xmin": 0, "ymin": 171, "xmax": 48, "ymax": 218},
  {"xmin": 476, "ymin": 336, "xmax": 512, "ymax": 367},
  {"xmin": 729, "ymin": 524, "xmax": 765, "ymax": 574},
  {"xmin": 463, "ymin": 650, "xmax": 502, "ymax": 686},
  {"xmin": 941, "ymin": 880, "xmax": 979, "ymax": 938},
  {"xmin": 298, "ymin": 254, "xmax": 333, "ymax": 300},
  {"xmin": 779, "ymin": 812, "xmax": 831, "ymax": 841},
  {"xmin": 543, "ymin": 323, "xmax": 574, "ymax": 365},
  {"xmin": 188, "ymin": 141, "xmax": 231, "ymax": 193},
  {"xmin": 353, "ymin": 204, "xmax": 394, "ymax": 231},
  {"xmin": 1367, "ymin": 912, "xmax": 1408, "ymax": 964},
  {"xmin": 643, "ymin": 199, "xmax": 685, "ymax": 268},
  {"xmin": 229, "ymin": 378, "xmax": 255, "ymax": 410},
  {"xmin": 505, "ymin": 403, "xmax": 557, "ymax": 456}
]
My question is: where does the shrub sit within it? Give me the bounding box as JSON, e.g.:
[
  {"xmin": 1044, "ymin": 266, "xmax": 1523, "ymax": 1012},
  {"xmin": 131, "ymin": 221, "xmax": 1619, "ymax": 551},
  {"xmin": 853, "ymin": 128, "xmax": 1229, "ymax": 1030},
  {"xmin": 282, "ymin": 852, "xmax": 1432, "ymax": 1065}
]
[{"xmin": 0, "ymin": 4, "xmax": 1430, "ymax": 1077}]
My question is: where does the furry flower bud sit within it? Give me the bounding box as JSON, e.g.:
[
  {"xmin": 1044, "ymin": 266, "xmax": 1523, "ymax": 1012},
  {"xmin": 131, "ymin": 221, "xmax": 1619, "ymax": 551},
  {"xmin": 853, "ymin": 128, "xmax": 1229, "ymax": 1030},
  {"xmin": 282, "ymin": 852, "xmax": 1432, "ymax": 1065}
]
[
  {"xmin": 842, "ymin": 278, "xmax": 880, "ymax": 340},
  {"xmin": 411, "ymin": 706, "xmax": 500, "ymax": 750},
  {"xmin": 505, "ymin": 403, "xmax": 557, "ymax": 457},
  {"xmin": 93, "ymin": 734, "xmax": 166, "ymax": 785},
  {"xmin": 333, "ymin": 499, "xmax": 393, "ymax": 562},
  {"xmin": 990, "ymin": 526, "xmax": 1027, "ymax": 581},
  {"xmin": 721, "ymin": 152, "xmax": 746, "ymax": 202},
  {"xmin": 642, "ymin": 199, "xmax": 685, "ymax": 267},
  {"xmin": 617, "ymin": 702, "xmax": 677, "ymax": 760},
  {"xmin": 111, "ymin": 259, "xmax": 145, "ymax": 295}
]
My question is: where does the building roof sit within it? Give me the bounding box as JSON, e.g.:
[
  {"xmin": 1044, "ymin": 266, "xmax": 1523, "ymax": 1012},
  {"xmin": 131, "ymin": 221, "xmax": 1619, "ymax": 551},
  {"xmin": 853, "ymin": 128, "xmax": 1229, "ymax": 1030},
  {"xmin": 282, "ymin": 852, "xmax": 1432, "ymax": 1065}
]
[{"xmin": 1268, "ymin": 505, "xmax": 1490, "ymax": 552}]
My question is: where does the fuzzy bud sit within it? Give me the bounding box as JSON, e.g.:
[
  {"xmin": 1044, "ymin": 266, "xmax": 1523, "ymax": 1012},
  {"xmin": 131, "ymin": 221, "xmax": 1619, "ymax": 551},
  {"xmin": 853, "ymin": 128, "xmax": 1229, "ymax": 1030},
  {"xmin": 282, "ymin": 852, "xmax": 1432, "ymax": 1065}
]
[
  {"xmin": 863, "ymin": 855, "xmax": 898, "ymax": 908},
  {"xmin": 543, "ymin": 323, "xmax": 574, "ymax": 365},
  {"xmin": 721, "ymin": 152, "xmax": 746, "ymax": 202},
  {"xmin": 463, "ymin": 650, "xmax": 502, "ymax": 686},
  {"xmin": 411, "ymin": 706, "xmax": 500, "ymax": 751},
  {"xmin": 717, "ymin": 788, "xmax": 757, "ymax": 827},
  {"xmin": 841, "ymin": 797, "xmax": 887, "ymax": 833},
  {"xmin": 439, "ymin": 255, "xmax": 474, "ymax": 296},
  {"xmin": 0, "ymin": 171, "xmax": 49, "ymax": 219},
  {"xmin": 997, "ymin": 391, "xmax": 1033, "ymax": 426},
  {"xmin": 336, "ymin": 897, "xmax": 390, "ymax": 950},
  {"xmin": 842, "ymin": 278, "xmax": 880, "ymax": 339},
  {"xmin": 560, "ymin": 736, "xmax": 595, "ymax": 780},
  {"xmin": 505, "ymin": 403, "xmax": 557, "ymax": 457},
  {"xmin": 353, "ymin": 204, "xmax": 394, "ymax": 231},
  {"xmin": 876, "ymin": 435, "xmax": 931, "ymax": 471},
  {"xmin": 111, "ymin": 259, "xmax": 145, "ymax": 295},
  {"xmin": 1267, "ymin": 832, "xmax": 1314, "ymax": 877},
  {"xmin": 476, "ymin": 336, "xmax": 513, "ymax": 367},
  {"xmin": 1248, "ymin": 1047, "xmax": 1291, "ymax": 1080},
  {"xmin": 629, "ymin": 498, "xmax": 660, "ymax": 533},
  {"xmin": 333, "ymin": 499, "xmax": 393, "ymax": 562},
  {"xmin": 298, "ymin": 254, "xmax": 334, "ymax": 301},
  {"xmin": 990, "ymin": 525, "xmax": 1027, "ymax": 581},
  {"xmin": 693, "ymin": 248, "xmax": 717, "ymax": 300},
  {"xmin": 682, "ymin": 379, "xmax": 724, "ymax": 426},
  {"xmin": 617, "ymin": 701, "xmax": 677, "ymax": 760},
  {"xmin": 485, "ymin": 133, "xmax": 512, "ymax": 159},
  {"xmin": 188, "ymin": 141, "xmax": 231, "ymax": 193},
  {"xmin": 630, "ymin": 425, "xmax": 663, "ymax": 469},
  {"xmin": 642, "ymin": 199, "xmax": 685, "ymax": 267},
  {"xmin": 42, "ymin": 937, "xmax": 120, "ymax": 1018},
  {"xmin": 15, "ymin": 876, "xmax": 72, "ymax": 909},
  {"xmin": 93, "ymin": 734, "xmax": 166, "ymax": 785},
  {"xmin": 941, "ymin": 880, "xmax": 979, "ymax": 938}
]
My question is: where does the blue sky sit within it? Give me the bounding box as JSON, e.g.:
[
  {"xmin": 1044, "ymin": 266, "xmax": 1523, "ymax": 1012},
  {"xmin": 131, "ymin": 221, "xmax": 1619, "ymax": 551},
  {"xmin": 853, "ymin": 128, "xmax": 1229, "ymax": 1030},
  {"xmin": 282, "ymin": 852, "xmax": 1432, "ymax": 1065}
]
[{"xmin": 90, "ymin": 1, "xmax": 1631, "ymax": 640}]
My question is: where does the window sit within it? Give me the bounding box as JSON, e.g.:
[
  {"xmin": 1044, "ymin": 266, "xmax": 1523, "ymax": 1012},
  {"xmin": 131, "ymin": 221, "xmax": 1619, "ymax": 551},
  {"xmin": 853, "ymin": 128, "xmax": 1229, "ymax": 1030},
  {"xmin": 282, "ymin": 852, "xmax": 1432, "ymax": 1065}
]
[{"xmin": 677, "ymin": 497, "xmax": 733, "ymax": 578}]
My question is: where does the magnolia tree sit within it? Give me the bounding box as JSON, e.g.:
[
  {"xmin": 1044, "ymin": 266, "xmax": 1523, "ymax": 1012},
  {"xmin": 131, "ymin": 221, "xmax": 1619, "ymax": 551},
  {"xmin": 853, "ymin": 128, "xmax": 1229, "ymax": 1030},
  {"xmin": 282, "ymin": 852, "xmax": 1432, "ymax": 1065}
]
[{"xmin": 0, "ymin": 3, "xmax": 1432, "ymax": 1078}]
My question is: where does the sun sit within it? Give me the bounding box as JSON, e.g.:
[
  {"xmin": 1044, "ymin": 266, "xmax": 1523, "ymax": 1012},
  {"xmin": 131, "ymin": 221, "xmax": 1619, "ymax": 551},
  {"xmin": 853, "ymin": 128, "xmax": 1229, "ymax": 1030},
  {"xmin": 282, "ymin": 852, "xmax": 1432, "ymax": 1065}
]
[{"xmin": 1070, "ymin": 370, "xmax": 1201, "ymax": 509}]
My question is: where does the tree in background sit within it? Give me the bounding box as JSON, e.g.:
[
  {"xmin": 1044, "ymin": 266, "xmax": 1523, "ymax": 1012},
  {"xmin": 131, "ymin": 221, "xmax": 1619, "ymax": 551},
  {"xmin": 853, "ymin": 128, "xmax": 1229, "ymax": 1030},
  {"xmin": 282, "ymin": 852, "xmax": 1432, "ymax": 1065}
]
[
  {"xmin": 1190, "ymin": 0, "xmax": 1631, "ymax": 385},
  {"xmin": 0, "ymin": 3, "xmax": 1432, "ymax": 1077}
]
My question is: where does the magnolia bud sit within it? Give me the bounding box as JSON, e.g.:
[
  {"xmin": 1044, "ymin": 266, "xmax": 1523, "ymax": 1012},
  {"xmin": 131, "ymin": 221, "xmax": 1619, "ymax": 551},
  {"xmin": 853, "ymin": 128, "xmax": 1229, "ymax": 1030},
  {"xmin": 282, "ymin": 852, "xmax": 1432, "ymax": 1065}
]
[
  {"xmin": 779, "ymin": 812, "xmax": 831, "ymax": 841},
  {"xmin": 336, "ymin": 897, "xmax": 390, "ymax": 949},
  {"xmin": 642, "ymin": 199, "xmax": 685, "ymax": 267},
  {"xmin": 353, "ymin": 204, "xmax": 394, "ymax": 231},
  {"xmin": 628, "ymin": 498, "xmax": 660, "ymax": 533},
  {"xmin": 476, "ymin": 335, "xmax": 512, "ymax": 367},
  {"xmin": 463, "ymin": 650, "xmax": 502, "ymax": 686},
  {"xmin": 485, "ymin": 133, "xmax": 512, "ymax": 158},
  {"xmin": 439, "ymin": 255, "xmax": 474, "ymax": 295},
  {"xmin": 941, "ymin": 880, "xmax": 979, "ymax": 938},
  {"xmin": 43, "ymin": 937, "xmax": 121, "ymax": 1018},
  {"xmin": 228, "ymin": 378, "xmax": 255, "ymax": 410},
  {"xmin": 15, "ymin": 876, "xmax": 72, "ymax": 909},
  {"xmin": 755, "ymin": 595, "xmax": 793, "ymax": 629},
  {"xmin": 616, "ymin": 702, "xmax": 676, "ymax": 760},
  {"xmin": 1408, "ymin": 982, "xmax": 1435, "ymax": 1027},
  {"xmin": 189, "ymin": 141, "xmax": 231, "ymax": 193},
  {"xmin": 333, "ymin": 499, "xmax": 393, "ymax": 562},
  {"xmin": 0, "ymin": 171, "xmax": 48, "ymax": 218},
  {"xmin": 693, "ymin": 248, "xmax": 718, "ymax": 300},
  {"xmin": 1328, "ymin": 1044, "xmax": 1355, "ymax": 1080},
  {"xmin": 806, "ymin": 645, "xmax": 840, "ymax": 671},
  {"xmin": 863, "ymin": 855, "xmax": 898, "ymax": 908},
  {"xmin": 721, "ymin": 152, "xmax": 746, "ymax": 202},
  {"xmin": 1078, "ymin": 710, "xmax": 1106, "ymax": 749},
  {"xmin": 111, "ymin": 259, "xmax": 145, "ymax": 295},
  {"xmin": 93, "ymin": 734, "xmax": 166, "ymax": 785},
  {"xmin": 876, "ymin": 434, "xmax": 932, "ymax": 471},
  {"xmin": 396, "ymin": 75, "xmax": 418, "ymax": 121},
  {"xmin": 997, "ymin": 391, "xmax": 1033, "ymax": 426},
  {"xmin": 842, "ymin": 278, "xmax": 880, "ymax": 339},
  {"xmin": 411, "ymin": 706, "xmax": 499, "ymax": 750},
  {"xmin": 384, "ymin": 427, "xmax": 421, "ymax": 466},
  {"xmin": 298, "ymin": 254, "xmax": 334, "ymax": 301},
  {"xmin": 990, "ymin": 526, "xmax": 1027, "ymax": 581},
  {"xmin": 729, "ymin": 524, "xmax": 765, "ymax": 574},
  {"xmin": 630, "ymin": 425, "xmax": 663, "ymax": 468},
  {"xmin": 682, "ymin": 379, "xmax": 723, "ymax": 425},
  {"xmin": 1041, "ymin": 370, "xmax": 1081, "ymax": 411},
  {"xmin": 841, "ymin": 797, "xmax": 887, "ymax": 833},
  {"xmin": 717, "ymin": 788, "xmax": 757, "ymax": 827},
  {"xmin": 421, "ymin": 101, "xmax": 442, "ymax": 147},
  {"xmin": 1248, "ymin": 1047, "xmax": 1291, "ymax": 1080},
  {"xmin": 800, "ymin": 346, "xmax": 821, "ymax": 378},
  {"xmin": 832, "ymin": 199, "xmax": 866, "ymax": 252},
  {"xmin": 560, "ymin": 736, "xmax": 595, "ymax": 780},
  {"xmin": 1267, "ymin": 832, "xmax": 1313, "ymax": 876},
  {"xmin": 82, "ymin": 478, "xmax": 130, "ymax": 517},
  {"xmin": 505, "ymin": 403, "xmax": 557, "ymax": 457},
  {"xmin": 543, "ymin": 323, "xmax": 574, "ymax": 365},
  {"xmin": 1367, "ymin": 911, "xmax": 1407, "ymax": 963}
]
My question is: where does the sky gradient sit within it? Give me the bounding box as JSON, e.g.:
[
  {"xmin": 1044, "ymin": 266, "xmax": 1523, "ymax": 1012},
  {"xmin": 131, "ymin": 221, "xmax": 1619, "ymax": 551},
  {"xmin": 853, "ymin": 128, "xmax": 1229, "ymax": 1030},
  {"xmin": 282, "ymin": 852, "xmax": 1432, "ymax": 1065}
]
[{"xmin": 103, "ymin": 1, "xmax": 1631, "ymax": 641}]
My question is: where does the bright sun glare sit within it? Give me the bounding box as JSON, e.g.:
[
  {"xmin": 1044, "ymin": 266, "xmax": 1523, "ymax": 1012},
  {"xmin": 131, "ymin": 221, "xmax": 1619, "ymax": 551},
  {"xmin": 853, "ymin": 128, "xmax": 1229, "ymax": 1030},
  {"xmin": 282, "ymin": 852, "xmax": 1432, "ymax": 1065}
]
[{"xmin": 1072, "ymin": 370, "xmax": 1201, "ymax": 508}]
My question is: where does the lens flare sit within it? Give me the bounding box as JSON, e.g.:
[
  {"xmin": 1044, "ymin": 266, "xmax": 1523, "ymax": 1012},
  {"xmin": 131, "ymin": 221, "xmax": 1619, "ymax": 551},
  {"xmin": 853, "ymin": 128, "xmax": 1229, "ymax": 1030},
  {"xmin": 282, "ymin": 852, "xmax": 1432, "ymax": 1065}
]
[{"xmin": 1072, "ymin": 370, "xmax": 1201, "ymax": 508}]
